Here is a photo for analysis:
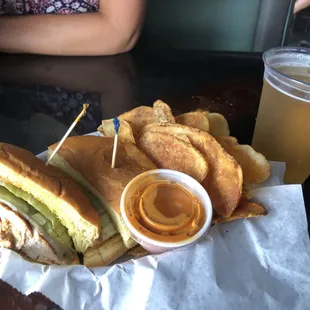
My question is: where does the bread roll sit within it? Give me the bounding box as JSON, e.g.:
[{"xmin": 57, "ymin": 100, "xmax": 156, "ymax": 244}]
[
  {"xmin": 0, "ymin": 143, "xmax": 100, "ymax": 253},
  {"xmin": 48, "ymin": 136, "xmax": 157, "ymax": 248}
]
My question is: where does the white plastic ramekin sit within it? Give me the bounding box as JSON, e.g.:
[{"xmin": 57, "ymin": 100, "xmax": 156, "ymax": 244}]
[{"xmin": 120, "ymin": 169, "xmax": 213, "ymax": 254}]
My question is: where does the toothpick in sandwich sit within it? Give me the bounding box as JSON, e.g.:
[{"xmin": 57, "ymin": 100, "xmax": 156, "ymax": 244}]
[
  {"xmin": 46, "ymin": 104, "xmax": 89, "ymax": 166},
  {"xmin": 111, "ymin": 117, "xmax": 120, "ymax": 168}
]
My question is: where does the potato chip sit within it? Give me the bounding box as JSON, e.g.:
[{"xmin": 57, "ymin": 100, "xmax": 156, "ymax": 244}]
[
  {"xmin": 212, "ymin": 197, "xmax": 268, "ymax": 224},
  {"xmin": 138, "ymin": 131, "xmax": 209, "ymax": 182},
  {"xmin": 119, "ymin": 106, "xmax": 155, "ymax": 136},
  {"xmin": 217, "ymin": 136, "xmax": 270, "ymax": 184},
  {"xmin": 176, "ymin": 111, "xmax": 210, "ymax": 132},
  {"xmin": 153, "ymin": 100, "xmax": 176, "ymax": 123},
  {"xmin": 174, "ymin": 134, "xmax": 190, "ymax": 143},
  {"xmin": 141, "ymin": 124, "xmax": 242, "ymax": 218},
  {"xmin": 98, "ymin": 119, "xmax": 136, "ymax": 144},
  {"xmin": 207, "ymin": 112, "xmax": 230, "ymax": 137},
  {"xmin": 197, "ymin": 111, "xmax": 230, "ymax": 137}
]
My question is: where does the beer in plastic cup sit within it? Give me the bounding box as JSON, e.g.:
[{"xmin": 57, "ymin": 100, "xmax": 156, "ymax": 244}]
[{"xmin": 252, "ymin": 47, "xmax": 310, "ymax": 184}]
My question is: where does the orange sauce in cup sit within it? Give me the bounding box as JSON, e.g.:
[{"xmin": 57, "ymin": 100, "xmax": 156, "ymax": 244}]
[{"xmin": 126, "ymin": 180, "xmax": 206, "ymax": 242}]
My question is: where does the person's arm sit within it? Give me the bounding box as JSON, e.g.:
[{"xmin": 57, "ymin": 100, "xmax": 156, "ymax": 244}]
[
  {"xmin": 0, "ymin": 0, "xmax": 145, "ymax": 56},
  {"xmin": 294, "ymin": 0, "xmax": 310, "ymax": 14}
]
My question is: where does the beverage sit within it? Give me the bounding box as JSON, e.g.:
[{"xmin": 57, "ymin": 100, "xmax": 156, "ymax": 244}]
[{"xmin": 252, "ymin": 47, "xmax": 310, "ymax": 184}]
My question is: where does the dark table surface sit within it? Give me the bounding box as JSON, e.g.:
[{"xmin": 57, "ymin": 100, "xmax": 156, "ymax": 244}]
[{"xmin": 0, "ymin": 50, "xmax": 309, "ymax": 309}]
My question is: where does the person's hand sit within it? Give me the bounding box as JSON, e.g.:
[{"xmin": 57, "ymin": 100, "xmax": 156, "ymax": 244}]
[{"xmin": 294, "ymin": 0, "xmax": 310, "ymax": 14}]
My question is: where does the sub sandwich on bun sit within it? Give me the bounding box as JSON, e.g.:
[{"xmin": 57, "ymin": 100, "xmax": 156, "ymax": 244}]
[
  {"xmin": 48, "ymin": 136, "xmax": 157, "ymax": 266},
  {"xmin": 0, "ymin": 143, "xmax": 100, "ymax": 264}
]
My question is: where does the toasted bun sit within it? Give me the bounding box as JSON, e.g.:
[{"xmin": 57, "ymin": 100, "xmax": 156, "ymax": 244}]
[
  {"xmin": 0, "ymin": 143, "xmax": 100, "ymax": 253},
  {"xmin": 48, "ymin": 136, "xmax": 157, "ymax": 248},
  {"xmin": 83, "ymin": 234, "xmax": 127, "ymax": 267}
]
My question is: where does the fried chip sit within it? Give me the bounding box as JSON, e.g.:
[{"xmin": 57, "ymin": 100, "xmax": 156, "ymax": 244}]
[
  {"xmin": 174, "ymin": 134, "xmax": 190, "ymax": 143},
  {"xmin": 207, "ymin": 113, "xmax": 230, "ymax": 137},
  {"xmin": 176, "ymin": 111, "xmax": 210, "ymax": 132},
  {"xmin": 100, "ymin": 102, "xmax": 175, "ymax": 139},
  {"xmin": 217, "ymin": 136, "xmax": 270, "ymax": 184},
  {"xmin": 203, "ymin": 111, "xmax": 230, "ymax": 137},
  {"xmin": 153, "ymin": 100, "xmax": 176, "ymax": 124},
  {"xmin": 127, "ymin": 245, "xmax": 149, "ymax": 258},
  {"xmin": 138, "ymin": 131, "xmax": 209, "ymax": 182},
  {"xmin": 98, "ymin": 119, "xmax": 136, "ymax": 144},
  {"xmin": 118, "ymin": 106, "xmax": 155, "ymax": 136},
  {"xmin": 212, "ymin": 197, "xmax": 268, "ymax": 224},
  {"xmin": 141, "ymin": 124, "xmax": 242, "ymax": 218}
]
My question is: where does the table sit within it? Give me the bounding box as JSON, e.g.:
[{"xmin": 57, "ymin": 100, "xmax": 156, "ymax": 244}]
[{"xmin": 0, "ymin": 50, "xmax": 308, "ymax": 309}]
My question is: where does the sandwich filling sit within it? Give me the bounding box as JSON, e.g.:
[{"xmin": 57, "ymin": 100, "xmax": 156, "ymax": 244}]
[
  {"xmin": 84, "ymin": 188, "xmax": 118, "ymax": 244},
  {"xmin": 0, "ymin": 184, "xmax": 74, "ymax": 263}
]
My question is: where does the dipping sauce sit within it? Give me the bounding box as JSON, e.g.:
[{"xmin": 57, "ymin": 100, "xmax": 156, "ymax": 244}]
[{"xmin": 125, "ymin": 179, "xmax": 206, "ymax": 243}]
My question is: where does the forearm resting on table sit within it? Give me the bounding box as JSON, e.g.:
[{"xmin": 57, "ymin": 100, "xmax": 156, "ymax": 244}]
[
  {"xmin": 294, "ymin": 0, "xmax": 310, "ymax": 13},
  {"xmin": 0, "ymin": 13, "xmax": 138, "ymax": 55}
]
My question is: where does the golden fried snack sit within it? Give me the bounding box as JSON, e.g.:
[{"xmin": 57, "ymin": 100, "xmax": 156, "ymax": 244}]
[
  {"xmin": 127, "ymin": 245, "xmax": 149, "ymax": 258},
  {"xmin": 99, "ymin": 101, "xmax": 175, "ymax": 139},
  {"xmin": 141, "ymin": 124, "xmax": 243, "ymax": 218},
  {"xmin": 176, "ymin": 111, "xmax": 210, "ymax": 132},
  {"xmin": 174, "ymin": 134, "xmax": 191, "ymax": 143},
  {"xmin": 119, "ymin": 106, "xmax": 155, "ymax": 136},
  {"xmin": 153, "ymin": 100, "xmax": 176, "ymax": 123},
  {"xmin": 138, "ymin": 131, "xmax": 209, "ymax": 183},
  {"xmin": 208, "ymin": 113, "xmax": 230, "ymax": 137},
  {"xmin": 98, "ymin": 119, "xmax": 136, "ymax": 144},
  {"xmin": 212, "ymin": 197, "xmax": 268, "ymax": 224},
  {"xmin": 204, "ymin": 111, "xmax": 230, "ymax": 137},
  {"xmin": 83, "ymin": 235, "xmax": 127, "ymax": 267},
  {"xmin": 217, "ymin": 136, "xmax": 270, "ymax": 184}
]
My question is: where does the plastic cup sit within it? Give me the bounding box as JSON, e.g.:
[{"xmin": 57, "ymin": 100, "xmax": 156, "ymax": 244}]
[
  {"xmin": 252, "ymin": 47, "xmax": 310, "ymax": 184},
  {"xmin": 120, "ymin": 169, "xmax": 213, "ymax": 254}
]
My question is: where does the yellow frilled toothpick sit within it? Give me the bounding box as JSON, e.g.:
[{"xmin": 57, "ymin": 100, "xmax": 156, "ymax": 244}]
[{"xmin": 46, "ymin": 104, "xmax": 89, "ymax": 166}]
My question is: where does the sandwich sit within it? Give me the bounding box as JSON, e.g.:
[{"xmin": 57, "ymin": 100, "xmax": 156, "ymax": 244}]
[
  {"xmin": 48, "ymin": 136, "xmax": 157, "ymax": 266},
  {"xmin": 0, "ymin": 143, "xmax": 100, "ymax": 264}
]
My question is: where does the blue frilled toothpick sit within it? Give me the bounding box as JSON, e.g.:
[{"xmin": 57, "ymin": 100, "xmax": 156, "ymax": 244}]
[{"xmin": 111, "ymin": 117, "xmax": 120, "ymax": 168}]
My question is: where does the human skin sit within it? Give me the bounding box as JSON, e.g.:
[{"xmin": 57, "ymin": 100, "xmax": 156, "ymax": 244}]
[
  {"xmin": 294, "ymin": 0, "xmax": 310, "ymax": 14},
  {"xmin": 0, "ymin": 0, "xmax": 145, "ymax": 56}
]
